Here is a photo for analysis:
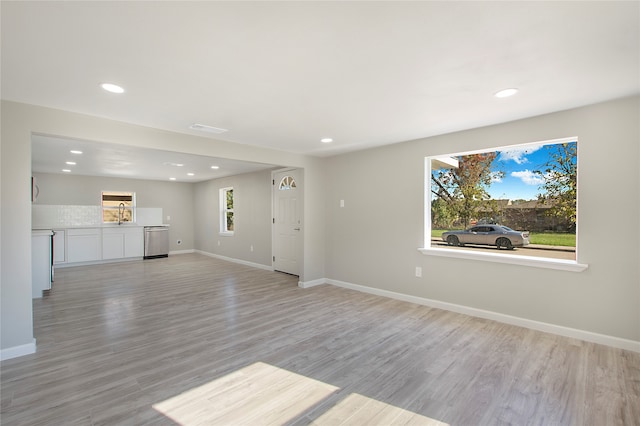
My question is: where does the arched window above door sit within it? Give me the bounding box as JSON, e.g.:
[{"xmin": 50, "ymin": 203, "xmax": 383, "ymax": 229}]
[{"xmin": 278, "ymin": 176, "xmax": 297, "ymax": 190}]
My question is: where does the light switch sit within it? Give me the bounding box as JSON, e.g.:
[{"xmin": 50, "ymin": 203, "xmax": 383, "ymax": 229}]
[{"xmin": 340, "ymin": 199, "xmax": 345, "ymax": 208}]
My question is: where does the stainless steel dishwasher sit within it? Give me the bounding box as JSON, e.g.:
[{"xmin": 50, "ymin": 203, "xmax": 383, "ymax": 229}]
[{"xmin": 144, "ymin": 226, "xmax": 169, "ymax": 259}]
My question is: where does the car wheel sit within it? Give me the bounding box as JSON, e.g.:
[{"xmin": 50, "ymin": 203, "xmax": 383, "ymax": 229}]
[
  {"xmin": 496, "ymin": 237, "xmax": 513, "ymax": 250},
  {"xmin": 447, "ymin": 235, "xmax": 460, "ymax": 246}
]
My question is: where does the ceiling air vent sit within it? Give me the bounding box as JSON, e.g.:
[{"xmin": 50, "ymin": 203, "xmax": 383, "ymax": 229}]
[{"xmin": 189, "ymin": 123, "xmax": 228, "ymax": 134}]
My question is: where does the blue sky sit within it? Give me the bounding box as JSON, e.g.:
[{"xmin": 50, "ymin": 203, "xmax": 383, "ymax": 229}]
[
  {"xmin": 487, "ymin": 145, "xmax": 550, "ymax": 200},
  {"xmin": 431, "ymin": 140, "xmax": 576, "ymax": 201}
]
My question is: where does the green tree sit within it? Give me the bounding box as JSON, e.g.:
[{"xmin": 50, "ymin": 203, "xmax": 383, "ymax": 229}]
[
  {"xmin": 535, "ymin": 142, "xmax": 577, "ymax": 231},
  {"xmin": 431, "ymin": 197, "xmax": 455, "ymax": 228},
  {"xmin": 431, "ymin": 153, "xmax": 503, "ymax": 228}
]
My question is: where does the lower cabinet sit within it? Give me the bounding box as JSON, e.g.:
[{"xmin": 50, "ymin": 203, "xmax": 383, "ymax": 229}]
[
  {"xmin": 102, "ymin": 232, "xmax": 125, "ymax": 260},
  {"xmin": 32, "ymin": 231, "xmax": 52, "ymax": 298},
  {"xmin": 53, "ymin": 230, "xmax": 66, "ymax": 264},
  {"xmin": 64, "ymin": 227, "xmax": 144, "ymax": 264},
  {"xmin": 102, "ymin": 227, "xmax": 143, "ymax": 259},
  {"xmin": 67, "ymin": 228, "xmax": 101, "ymax": 263},
  {"xmin": 123, "ymin": 228, "xmax": 144, "ymax": 257}
]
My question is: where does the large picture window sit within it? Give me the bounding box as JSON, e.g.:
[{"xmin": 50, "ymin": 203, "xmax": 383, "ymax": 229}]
[
  {"xmin": 220, "ymin": 187, "xmax": 234, "ymax": 235},
  {"xmin": 424, "ymin": 137, "xmax": 582, "ymax": 269}
]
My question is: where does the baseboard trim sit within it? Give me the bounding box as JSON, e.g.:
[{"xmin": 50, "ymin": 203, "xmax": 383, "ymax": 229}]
[
  {"xmin": 195, "ymin": 250, "xmax": 273, "ymax": 271},
  {"xmin": 1, "ymin": 339, "xmax": 36, "ymax": 361},
  {"xmin": 56, "ymin": 257, "xmax": 142, "ymax": 268},
  {"xmin": 324, "ymin": 278, "xmax": 640, "ymax": 353},
  {"xmin": 169, "ymin": 249, "xmax": 195, "ymax": 256},
  {"xmin": 298, "ymin": 278, "xmax": 326, "ymax": 288}
]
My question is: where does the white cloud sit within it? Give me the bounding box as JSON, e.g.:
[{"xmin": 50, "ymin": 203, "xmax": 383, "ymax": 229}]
[
  {"xmin": 511, "ymin": 170, "xmax": 544, "ymax": 186},
  {"xmin": 499, "ymin": 146, "xmax": 542, "ymax": 164}
]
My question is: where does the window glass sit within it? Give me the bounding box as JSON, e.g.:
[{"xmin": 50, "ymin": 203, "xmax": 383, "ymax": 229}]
[
  {"xmin": 427, "ymin": 138, "xmax": 577, "ymax": 261},
  {"xmin": 102, "ymin": 191, "xmax": 135, "ymax": 223},
  {"xmin": 279, "ymin": 176, "xmax": 296, "ymax": 190},
  {"xmin": 220, "ymin": 187, "xmax": 234, "ymax": 234}
]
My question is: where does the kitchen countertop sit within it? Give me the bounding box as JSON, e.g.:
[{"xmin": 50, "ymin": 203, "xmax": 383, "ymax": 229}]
[{"xmin": 33, "ymin": 224, "xmax": 170, "ymax": 230}]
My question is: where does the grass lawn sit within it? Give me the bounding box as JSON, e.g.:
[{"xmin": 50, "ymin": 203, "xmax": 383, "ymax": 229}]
[
  {"xmin": 528, "ymin": 232, "xmax": 575, "ymax": 247},
  {"xmin": 431, "ymin": 229, "xmax": 576, "ymax": 247}
]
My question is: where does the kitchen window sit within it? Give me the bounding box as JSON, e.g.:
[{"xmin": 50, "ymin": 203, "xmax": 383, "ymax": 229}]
[
  {"xmin": 220, "ymin": 187, "xmax": 234, "ymax": 235},
  {"xmin": 102, "ymin": 191, "xmax": 135, "ymax": 223}
]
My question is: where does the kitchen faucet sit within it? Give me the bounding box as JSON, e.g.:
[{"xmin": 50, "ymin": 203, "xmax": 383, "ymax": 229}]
[{"xmin": 118, "ymin": 202, "xmax": 125, "ymax": 225}]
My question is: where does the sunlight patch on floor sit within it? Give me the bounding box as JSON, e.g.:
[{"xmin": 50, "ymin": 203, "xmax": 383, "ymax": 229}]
[
  {"xmin": 312, "ymin": 393, "xmax": 449, "ymax": 425},
  {"xmin": 152, "ymin": 362, "xmax": 339, "ymax": 425},
  {"xmin": 153, "ymin": 362, "xmax": 448, "ymax": 425}
]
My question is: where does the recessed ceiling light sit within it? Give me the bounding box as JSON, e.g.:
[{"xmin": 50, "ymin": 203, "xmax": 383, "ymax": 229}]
[
  {"xmin": 62, "ymin": 169, "xmax": 71, "ymax": 173},
  {"xmin": 187, "ymin": 172, "xmax": 195, "ymax": 176},
  {"xmin": 169, "ymin": 177, "xmax": 176, "ymax": 181},
  {"xmin": 65, "ymin": 161, "xmax": 76, "ymax": 165},
  {"xmin": 70, "ymin": 150, "xmax": 83, "ymax": 155},
  {"xmin": 101, "ymin": 83, "xmax": 125, "ymax": 94},
  {"xmin": 210, "ymin": 165, "xmax": 220, "ymax": 170},
  {"xmin": 494, "ymin": 88, "xmax": 518, "ymax": 98},
  {"xmin": 189, "ymin": 123, "xmax": 228, "ymax": 134},
  {"xmin": 162, "ymin": 162, "xmax": 184, "ymax": 167},
  {"xmin": 321, "ymin": 138, "xmax": 333, "ymax": 143}
]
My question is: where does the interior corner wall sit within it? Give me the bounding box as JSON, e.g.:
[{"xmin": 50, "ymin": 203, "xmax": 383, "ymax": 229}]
[
  {"xmin": 1, "ymin": 103, "xmax": 35, "ymax": 353},
  {"xmin": 301, "ymin": 159, "xmax": 327, "ymax": 282},
  {"xmin": 324, "ymin": 96, "xmax": 640, "ymax": 342},
  {"xmin": 193, "ymin": 169, "xmax": 273, "ymax": 267}
]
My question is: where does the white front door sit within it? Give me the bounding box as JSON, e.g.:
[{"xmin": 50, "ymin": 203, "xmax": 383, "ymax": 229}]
[{"xmin": 273, "ymin": 169, "xmax": 302, "ymax": 275}]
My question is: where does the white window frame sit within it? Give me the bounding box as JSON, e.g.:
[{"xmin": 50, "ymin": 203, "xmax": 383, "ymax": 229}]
[
  {"xmin": 219, "ymin": 186, "xmax": 234, "ymax": 236},
  {"xmin": 102, "ymin": 191, "xmax": 136, "ymax": 224},
  {"xmin": 420, "ymin": 137, "xmax": 588, "ymax": 272}
]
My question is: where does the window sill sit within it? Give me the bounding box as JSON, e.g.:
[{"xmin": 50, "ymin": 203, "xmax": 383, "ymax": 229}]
[
  {"xmin": 219, "ymin": 231, "xmax": 234, "ymax": 237},
  {"xmin": 418, "ymin": 247, "xmax": 588, "ymax": 272}
]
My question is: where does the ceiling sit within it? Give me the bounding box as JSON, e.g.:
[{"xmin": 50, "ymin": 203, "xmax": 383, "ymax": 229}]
[
  {"xmin": 2, "ymin": 2, "xmax": 639, "ymax": 178},
  {"xmin": 31, "ymin": 134, "xmax": 275, "ymax": 183}
]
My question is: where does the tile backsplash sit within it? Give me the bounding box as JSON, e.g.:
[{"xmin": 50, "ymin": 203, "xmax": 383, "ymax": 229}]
[
  {"xmin": 32, "ymin": 205, "xmax": 163, "ymax": 228},
  {"xmin": 32, "ymin": 205, "xmax": 102, "ymax": 227}
]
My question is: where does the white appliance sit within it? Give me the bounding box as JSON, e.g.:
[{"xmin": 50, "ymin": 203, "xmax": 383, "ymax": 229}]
[{"xmin": 32, "ymin": 229, "xmax": 54, "ymax": 298}]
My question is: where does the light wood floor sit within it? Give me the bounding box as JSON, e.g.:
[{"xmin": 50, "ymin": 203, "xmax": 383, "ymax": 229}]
[{"xmin": 1, "ymin": 253, "xmax": 639, "ymax": 425}]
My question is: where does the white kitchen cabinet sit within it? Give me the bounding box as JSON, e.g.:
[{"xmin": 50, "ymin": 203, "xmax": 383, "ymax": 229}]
[
  {"xmin": 53, "ymin": 230, "xmax": 66, "ymax": 264},
  {"xmin": 124, "ymin": 227, "xmax": 144, "ymax": 257},
  {"xmin": 102, "ymin": 231, "xmax": 125, "ymax": 259},
  {"xmin": 67, "ymin": 228, "xmax": 101, "ymax": 263},
  {"xmin": 32, "ymin": 230, "xmax": 52, "ymax": 298},
  {"xmin": 102, "ymin": 227, "xmax": 143, "ymax": 259}
]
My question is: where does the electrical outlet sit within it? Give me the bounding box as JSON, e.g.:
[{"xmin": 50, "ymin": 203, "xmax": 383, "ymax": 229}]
[
  {"xmin": 415, "ymin": 267, "xmax": 422, "ymax": 278},
  {"xmin": 166, "ymin": 215, "xmax": 171, "ymax": 221},
  {"xmin": 217, "ymin": 240, "xmax": 221, "ymax": 246},
  {"xmin": 340, "ymin": 199, "xmax": 345, "ymax": 207}
]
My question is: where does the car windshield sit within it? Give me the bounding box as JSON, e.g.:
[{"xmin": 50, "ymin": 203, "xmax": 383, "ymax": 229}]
[{"xmin": 500, "ymin": 226, "xmax": 514, "ymax": 231}]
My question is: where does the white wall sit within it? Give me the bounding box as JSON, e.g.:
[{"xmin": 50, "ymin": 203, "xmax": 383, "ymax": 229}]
[
  {"xmin": 194, "ymin": 169, "xmax": 274, "ymax": 267},
  {"xmin": 33, "ymin": 172, "xmax": 194, "ymax": 252},
  {"xmin": 1, "ymin": 102, "xmax": 35, "ymax": 356},
  {"xmin": 324, "ymin": 96, "xmax": 640, "ymax": 342},
  {"xmin": 3, "ymin": 96, "xmax": 638, "ymax": 359},
  {"xmin": 0, "ymin": 100, "xmax": 326, "ymax": 357}
]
